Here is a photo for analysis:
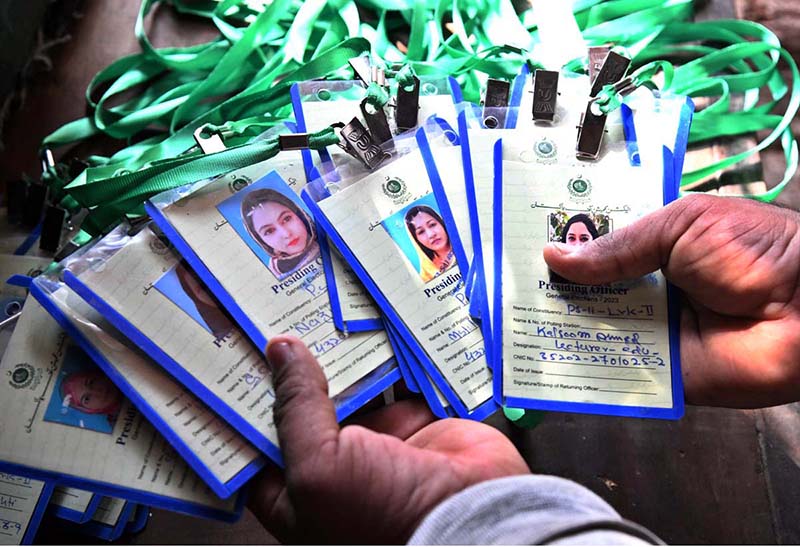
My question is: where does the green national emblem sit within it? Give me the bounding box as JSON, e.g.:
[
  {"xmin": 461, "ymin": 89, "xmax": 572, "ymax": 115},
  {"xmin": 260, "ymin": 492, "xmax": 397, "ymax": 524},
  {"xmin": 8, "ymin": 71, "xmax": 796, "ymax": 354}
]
[
  {"xmin": 382, "ymin": 177, "xmax": 408, "ymax": 202},
  {"xmin": 9, "ymin": 363, "xmax": 34, "ymax": 389},
  {"xmin": 149, "ymin": 236, "xmax": 170, "ymax": 255},
  {"xmin": 228, "ymin": 175, "xmax": 252, "ymax": 194},
  {"xmin": 568, "ymin": 176, "xmax": 591, "ymax": 199},
  {"xmin": 534, "ymin": 138, "xmax": 557, "ymax": 160}
]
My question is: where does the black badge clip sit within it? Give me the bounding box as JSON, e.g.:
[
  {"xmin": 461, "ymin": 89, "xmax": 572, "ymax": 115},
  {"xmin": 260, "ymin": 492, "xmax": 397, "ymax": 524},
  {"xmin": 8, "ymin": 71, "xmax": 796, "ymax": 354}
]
[
  {"xmin": 532, "ymin": 70, "xmax": 559, "ymax": 123},
  {"xmin": 576, "ymin": 51, "xmax": 631, "ymax": 160},
  {"xmin": 39, "ymin": 205, "xmax": 66, "ymax": 252},
  {"xmin": 482, "ymin": 78, "xmax": 510, "ymax": 129},
  {"xmin": 360, "ymin": 99, "xmax": 393, "ymax": 145},
  {"xmin": 24, "ymin": 149, "xmax": 55, "ymax": 228},
  {"xmin": 395, "ymin": 76, "xmax": 420, "ymax": 133},
  {"xmin": 23, "ymin": 184, "xmax": 47, "ymax": 229},
  {"xmin": 337, "ymin": 118, "xmax": 389, "ymax": 170}
]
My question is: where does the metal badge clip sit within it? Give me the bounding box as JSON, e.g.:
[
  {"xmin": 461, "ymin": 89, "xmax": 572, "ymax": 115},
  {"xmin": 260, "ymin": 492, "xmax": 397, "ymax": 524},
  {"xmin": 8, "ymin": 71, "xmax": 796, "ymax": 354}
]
[
  {"xmin": 349, "ymin": 56, "xmax": 387, "ymax": 88},
  {"xmin": 40, "ymin": 148, "xmax": 56, "ymax": 174},
  {"xmin": 193, "ymin": 126, "xmax": 226, "ymax": 154},
  {"xmin": 482, "ymin": 78, "xmax": 510, "ymax": 129},
  {"xmin": 532, "ymin": 70, "xmax": 559, "ymax": 123},
  {"xmin": 349, "ymin": 56, "xmax": 373, "ymax": 86},
  {"xmin": 360, "ymin": 99, "xmax": 393, "ymax": 145},
  {"xmin": 588, "ymin": 51, "xmax": 631, "ymax": 97},
  {"xmin": 588, "ymin": 46, "xmax": 612, "ymax": 84},
  {"xmin": 336, "ymin": 118, "xmax": 390, "ymax": 171},
  {"xmin": 371, "ymin": 65, "xmax": 387, "ymax": 88},
  {"xmin": 395, "ymin": 75, "xmax": 420, "ymax": 132},
  {"xmin": 576, "ymin": 51, "xmax": 631, "ymax": 160}
]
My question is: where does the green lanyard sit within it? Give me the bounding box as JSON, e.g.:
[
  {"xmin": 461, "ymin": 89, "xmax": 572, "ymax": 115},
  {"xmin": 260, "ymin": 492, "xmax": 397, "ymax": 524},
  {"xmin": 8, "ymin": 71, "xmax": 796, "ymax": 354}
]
[{"xmin": 40, "ymin": 0, "xmax": 799, "ymax": 239}]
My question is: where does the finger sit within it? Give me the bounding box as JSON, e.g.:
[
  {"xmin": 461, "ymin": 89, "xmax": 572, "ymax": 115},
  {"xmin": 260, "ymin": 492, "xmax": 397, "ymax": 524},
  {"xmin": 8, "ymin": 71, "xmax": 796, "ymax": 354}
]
[
  {"xmin": 267, "ymin": 335, "xmax": 340, "ymax": 471},
  {"xmin": 680, "ymin": 301, "xmax": 800, "ymax": 408},
  {"xmin": 542, "ymin": 194, "xmax": 715, "ymax": 285},
  {"xmin": 677, "ymin": 298, "xmax": 712, "ymax": 406},
  {"xmin": 247, "ymin": 464, "xmax": 295, "ymax": 542},
  {"xmin": 343, "ymin": 399, "xmax": 436, "ymax": 440}
]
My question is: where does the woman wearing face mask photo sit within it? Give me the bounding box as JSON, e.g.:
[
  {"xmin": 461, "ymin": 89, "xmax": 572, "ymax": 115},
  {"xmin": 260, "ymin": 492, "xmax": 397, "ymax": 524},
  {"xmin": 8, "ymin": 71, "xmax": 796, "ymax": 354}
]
[
  {"xmin": 241, "ymin": 189, "xmax": 321, "ymax": 281},
  {"xmin": 404, "ymin": 205, "xmax": 456, "ymax": 283}
]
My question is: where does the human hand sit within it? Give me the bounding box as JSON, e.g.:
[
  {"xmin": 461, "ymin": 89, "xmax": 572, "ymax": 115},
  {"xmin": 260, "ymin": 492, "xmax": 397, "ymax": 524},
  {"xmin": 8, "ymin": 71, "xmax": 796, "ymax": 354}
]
[
  {"xmin": 248, "ymin": 336, "xmax": 529, "ymax": 544},
  {"xmin": 544, "ymin": 194, "xmax": 800, "ymax": 408}
]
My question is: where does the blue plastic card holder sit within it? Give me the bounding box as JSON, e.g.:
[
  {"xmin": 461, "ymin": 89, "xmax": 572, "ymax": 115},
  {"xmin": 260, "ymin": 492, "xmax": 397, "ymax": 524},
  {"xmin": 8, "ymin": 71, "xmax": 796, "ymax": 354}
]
[
  {"xmin": 50, "ymin": 487, "xmax": 102, "ymax": 523},
  {"xmin": 448, "ymin": 67, "xmax": 526, "ymax": 303},
  {"xmin": 0, "ymin": 473, "xmax": 54, "ymax": 545},
  {"xmin": 144, "ymin": 168, "xmax": 401, "ymax": 425},
  {"xmin": 460, "ymin": 72, "xmax": 593, "ymax": 322},
  {"xmin": 453, "ymin": 108, "xmax": 521, "ymax": 363},
  {"xmin": 291, "ymin": 85, "xmax": 382, "ymax": 332},
  {"xmin": 87, "ymin": 499, "xmax": 135, "ymax": 542},
  {"xmin": 60, "ymin": 224, "xmax": 289, "ymax": 464},
  {"xmin": 22, "ymin": 481, "xmax": 54, "ymax": 545},
  {"xmin": 0, "ymin": 460, "xmax": 243, "ymax": 524},
  {"xmin": 0, "ymin": 255, "xmax": 52, "ymax": 299},
  {"xmin": 0, "ymin": 297, "xmax": 244, "ymax": 522},
  {"xmin": 31, "ymin": 275, "xmax": 265, "ymax": 499},
  {"xmin": 491, "ymin": 91, "xmax": 694, "ymax": 420},
  {"xmin": 310, "ymin": 162, "xmax": 382, "ymax": 334},
  {"xmin": 313, "ymin": 196, "xmax": 384, "ymax": 334},
  {"xmin": 382, "ymin": 318, "xmax": 420, "ymax": 394},
  {"xmin": 302, "ymin": 126, "xmax": 497, "ymax": 421},
  {"xmin": 292, "ymin": 78, "xmax": 463, "ymax": 333},
  {"xmin": 124, "ymin": 504, "xmax": 150, "ymax": 535},
  {"xmin": 59, "ymin": 499, "xmax": 135, "ymax": 542},
  {"xmin": 383, "ymin": 320, "xmax": 454, "ymax": 419},
  {"xmin": 459, "ymin": 75, "xmax": 687, "ymax": 371},
  {"xmin": 417, "ymin": 110, "xmax": 515, "ymax": 369}
]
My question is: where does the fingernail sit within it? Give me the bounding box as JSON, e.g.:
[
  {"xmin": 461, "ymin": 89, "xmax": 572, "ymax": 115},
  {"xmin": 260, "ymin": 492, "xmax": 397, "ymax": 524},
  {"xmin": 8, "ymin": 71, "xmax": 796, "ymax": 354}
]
[{"xmin": 267, "ymin": 340, "xmax": 294, "ymax": 370}]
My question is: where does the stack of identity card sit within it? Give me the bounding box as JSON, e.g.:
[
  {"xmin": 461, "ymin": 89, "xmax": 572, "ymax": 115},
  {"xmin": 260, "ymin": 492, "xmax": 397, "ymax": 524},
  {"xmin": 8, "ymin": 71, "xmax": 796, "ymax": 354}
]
[{"xmin": 0, "ymin": 54, "xmax": 692, "ymax": 537}]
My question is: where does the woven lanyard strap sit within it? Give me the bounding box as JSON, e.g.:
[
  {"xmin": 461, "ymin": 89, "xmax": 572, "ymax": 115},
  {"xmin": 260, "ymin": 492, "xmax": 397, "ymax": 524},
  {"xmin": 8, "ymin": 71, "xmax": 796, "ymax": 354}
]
[
  {"xmin": 39, "ymin": 0, "xmax": 799, "ymax": 240},
  {"xmin": 577, "ymin": 18, "xmax": 797, "ymax": 201},
  {"xmin": 80, "ymin": 126, "xmax": 339, "ymax": 235}
]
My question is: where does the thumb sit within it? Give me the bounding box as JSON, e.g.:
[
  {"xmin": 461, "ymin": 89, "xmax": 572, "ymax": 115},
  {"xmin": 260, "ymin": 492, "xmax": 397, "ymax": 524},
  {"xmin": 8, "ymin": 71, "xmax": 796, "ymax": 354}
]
[
  {"xmin": 543, "ymin": 195, "xmax": 710, "ymax": 285},
  {"xmin": 267, "ymin": 335, "xmax": 339, "ymax": 472}
]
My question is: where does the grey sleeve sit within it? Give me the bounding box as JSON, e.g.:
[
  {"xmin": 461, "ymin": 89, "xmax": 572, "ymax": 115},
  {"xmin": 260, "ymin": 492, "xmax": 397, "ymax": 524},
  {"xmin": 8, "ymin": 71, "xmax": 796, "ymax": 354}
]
[{"xmin": 408, "ymin": 475, "xmax": 663, "ymax": 545}]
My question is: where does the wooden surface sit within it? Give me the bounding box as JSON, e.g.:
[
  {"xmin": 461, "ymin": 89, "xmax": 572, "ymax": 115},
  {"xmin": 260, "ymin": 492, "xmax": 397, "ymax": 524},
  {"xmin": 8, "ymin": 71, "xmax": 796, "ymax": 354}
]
[
  {"xmin": 2, "ymin": 0, "xmax": 800, "ymax": 544},
  {"xmin": 517, "ymin": 407, "xmax": 776, "ymax": 544}
]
